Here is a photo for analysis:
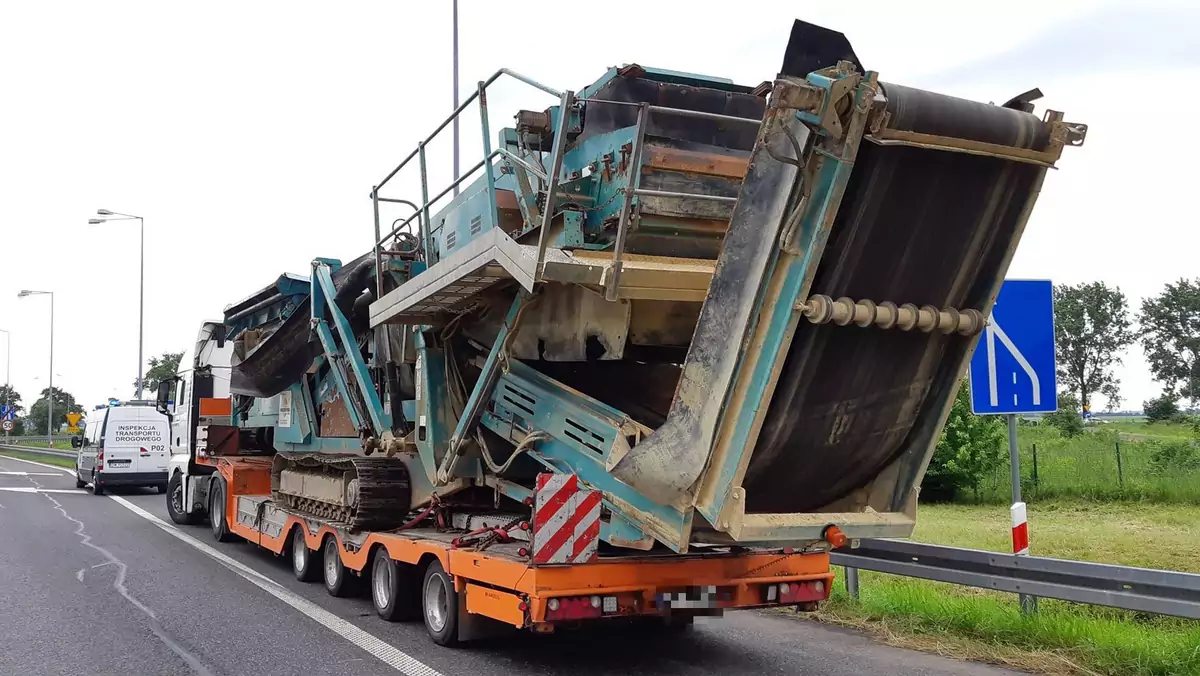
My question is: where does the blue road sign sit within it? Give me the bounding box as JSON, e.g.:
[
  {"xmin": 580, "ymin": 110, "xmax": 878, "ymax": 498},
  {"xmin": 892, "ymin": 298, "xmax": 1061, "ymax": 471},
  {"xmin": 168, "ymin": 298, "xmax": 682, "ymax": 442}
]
[
  {"xmin": 0, "ymin": 405, "xmax": 13, "ymax": 422},
  {"xmin": 969, "ymin": 279, "xmax": 1057, "ymax": 415}
]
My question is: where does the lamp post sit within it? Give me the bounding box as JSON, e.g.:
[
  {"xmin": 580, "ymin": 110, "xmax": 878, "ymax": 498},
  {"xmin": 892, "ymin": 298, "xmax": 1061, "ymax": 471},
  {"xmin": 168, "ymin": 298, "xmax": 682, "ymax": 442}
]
[
  {"xmin": 18, "ymin": 290, "xmax": 53, "ymax": 445},
  {"xmin": 0, "ymin": 328, "xmax": 9, "ymax": 441},
  {"xmin": 90, "ymin": 209, "xmax": 145, "ymax": 399},
  {"xmin": 452, "ymin": 0, "xmax": 460, "ymax": 196}
]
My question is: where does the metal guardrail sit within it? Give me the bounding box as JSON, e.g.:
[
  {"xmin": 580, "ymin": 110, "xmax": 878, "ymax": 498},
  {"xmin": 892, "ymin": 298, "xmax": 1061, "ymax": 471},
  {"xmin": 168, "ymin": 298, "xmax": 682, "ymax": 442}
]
[
  {"xmin": 0, "ymin": 443, "xmax": 76, "ymax": 459},
  {"xmin": 832, "ymin": 538, "xmax": 1200, "ymax": 620}
]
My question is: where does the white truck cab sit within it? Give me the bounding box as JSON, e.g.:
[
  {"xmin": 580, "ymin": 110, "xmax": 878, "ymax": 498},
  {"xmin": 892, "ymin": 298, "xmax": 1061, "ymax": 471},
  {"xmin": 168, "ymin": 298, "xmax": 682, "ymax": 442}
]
[
  {"xmin": 158, "ymin": 320, "xmax": 233, "ymax": 525},
  {"xmin": 74, "ymin": 402, "xmax": 171, "ymax": 495}
]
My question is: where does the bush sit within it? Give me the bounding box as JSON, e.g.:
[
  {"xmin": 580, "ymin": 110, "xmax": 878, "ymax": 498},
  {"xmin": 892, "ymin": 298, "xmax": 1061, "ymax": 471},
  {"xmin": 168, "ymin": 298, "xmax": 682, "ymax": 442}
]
[
  {"xmin": 1043, "ymin": 393, "xmax": 1085, "ymax": 438},
  {"xmin": 1148, "ymin": 441, "xmax": 1200, "ymax": 475},
  {"xmin": 1144, "ymin": 392, "xmax": 1181, "ymax": 423},
  {"xmin": 921, "ymin": 384, "xmax": 1007, "ymax": 501}
]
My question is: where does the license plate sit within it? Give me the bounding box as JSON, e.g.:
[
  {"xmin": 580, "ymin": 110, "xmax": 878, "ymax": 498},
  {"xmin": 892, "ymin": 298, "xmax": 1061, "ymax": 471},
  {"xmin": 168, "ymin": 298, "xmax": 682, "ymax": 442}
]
[{"xmin": 108, "ymin": 459, "xmax": 131, "ymax": 467}]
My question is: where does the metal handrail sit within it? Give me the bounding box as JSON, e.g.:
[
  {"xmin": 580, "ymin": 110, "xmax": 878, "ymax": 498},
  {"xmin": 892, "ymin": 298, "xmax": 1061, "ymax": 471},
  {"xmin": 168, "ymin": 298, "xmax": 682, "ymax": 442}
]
[
  {"xmin": 375, "ymin": 69, "xmax": 562, "ymax": 192},
  {"xmin": 370, "ymin": 68, "xmax": 562, "ymax": 299}
]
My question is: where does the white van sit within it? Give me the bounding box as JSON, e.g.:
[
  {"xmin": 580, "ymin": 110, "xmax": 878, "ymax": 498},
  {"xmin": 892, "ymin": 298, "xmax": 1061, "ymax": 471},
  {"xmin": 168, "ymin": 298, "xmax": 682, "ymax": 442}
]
[{"xmin": 75, "ymin": 402, "xmax": 171, "ymax": 495}]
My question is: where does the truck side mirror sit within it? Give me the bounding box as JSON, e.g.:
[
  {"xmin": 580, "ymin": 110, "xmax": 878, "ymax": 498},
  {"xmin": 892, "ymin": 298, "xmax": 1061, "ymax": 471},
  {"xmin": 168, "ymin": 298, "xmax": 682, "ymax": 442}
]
[{"xmin": 156, "ymin": 379, "xmax": 174, "ymax": 416}]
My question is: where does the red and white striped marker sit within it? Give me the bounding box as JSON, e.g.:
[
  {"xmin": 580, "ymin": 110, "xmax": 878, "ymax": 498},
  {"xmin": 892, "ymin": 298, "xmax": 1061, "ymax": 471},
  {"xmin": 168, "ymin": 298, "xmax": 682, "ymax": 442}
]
[
  {"xmin": 1011, "ymin": 501, "xmax": 1029, "ymax": 555},
  {"xmin": 532, "ymin": 473, "xmax": 601, "ymax": 565}
]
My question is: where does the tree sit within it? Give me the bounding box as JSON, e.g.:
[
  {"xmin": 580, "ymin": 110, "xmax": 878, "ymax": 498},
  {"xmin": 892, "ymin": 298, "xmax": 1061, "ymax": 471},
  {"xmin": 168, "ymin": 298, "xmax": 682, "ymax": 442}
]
[
  {"xmin": 1143, "ymin": 391, "xmax": 1181, "ymax": 424},
  {"xmin": 0, "ymin": 385, "xmax": 24, "ymax": 436},
  {"xmin": 27, "ymin": 387, "xmax": 85, "ymax": 435},
  {"xmin": 1053, "ymin": 282, "xmax": 1135, "ymax": 413},
  {"xmin": 1043, "ymin": 392, "xmax": 1085, "ymax": 438},
  {"xmin": 0, "ymin": 384, "xmax": 23, "ymax": 415},
  {"xmin": 921, "ymin": 383, "xmax": 1007, "ymax": 501},
  {"xmin": 1139, "ymin": 278, "xmax": 1200, "ymax": 407},
  {"xmin": 137, "ymin": 351, "xmax": 184, "ymax": 394}
]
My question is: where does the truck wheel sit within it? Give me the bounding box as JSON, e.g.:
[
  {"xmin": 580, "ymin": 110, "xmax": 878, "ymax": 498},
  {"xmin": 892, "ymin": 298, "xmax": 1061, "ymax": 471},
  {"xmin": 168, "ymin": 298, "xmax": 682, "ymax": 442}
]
[
  {"xmin": 421, "ymin": 559, "xmax": 459, "ymax": 647},
  {"xmin": 291, "ymin": 527, "xmax": 320, "ymax": 582},
  {"xmin": 208, "ymin": 476, "xmax": 237, "ymax": 543},
  {"xmin": 372, "ymin": 549, "xmax": 417, "ymax": 621},
  {"xmin": 166, "ymin": 473, "xmax": 201, "ymax": 526},
  {"xmin": 322, "ymin": 536, "xmax": 353, "ymax": 598},
  {"xmin": 91, "ymin": 472, "xmax": 105, "ymax": 496}
]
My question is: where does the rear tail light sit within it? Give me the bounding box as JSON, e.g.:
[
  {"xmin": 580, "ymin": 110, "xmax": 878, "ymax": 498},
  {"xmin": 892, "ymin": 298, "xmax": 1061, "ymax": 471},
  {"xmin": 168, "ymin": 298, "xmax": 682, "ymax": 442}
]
[
  {"xmin": 764, "ymin": 579, "xmax": 828, "ymax": 605},
  {"xmin": 97, "ymin": 444, "xmax": 105, "ymax": 471},
  {"xmin": 543, "ymin": 595, "xmax": 605, "ymax": 621}
]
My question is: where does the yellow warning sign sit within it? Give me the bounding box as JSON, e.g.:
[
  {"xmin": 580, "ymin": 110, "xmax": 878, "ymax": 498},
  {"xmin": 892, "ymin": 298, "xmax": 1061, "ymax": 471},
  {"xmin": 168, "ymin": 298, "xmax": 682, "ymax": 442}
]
[
  {"xmin": 66, "ymin": 412, "xmax": 83, "ymax": 427},
  {"xmin": 67, "ymin": 426, "xmax": 80, "ymax": 434}
]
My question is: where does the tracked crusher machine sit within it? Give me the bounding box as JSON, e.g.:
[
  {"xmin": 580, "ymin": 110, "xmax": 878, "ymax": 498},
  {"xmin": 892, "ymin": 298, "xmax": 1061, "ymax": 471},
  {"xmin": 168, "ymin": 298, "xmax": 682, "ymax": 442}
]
[{"xmin": 214, "ymin": 20, "xmax": 1085, "ymax": 563}]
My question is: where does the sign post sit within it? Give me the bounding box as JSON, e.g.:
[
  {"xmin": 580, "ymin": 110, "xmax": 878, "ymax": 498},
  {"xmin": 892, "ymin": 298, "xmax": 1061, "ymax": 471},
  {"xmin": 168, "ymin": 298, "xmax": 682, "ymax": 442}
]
[{"xmin": 969, "ymin": 279, "xmax": 1057, "ymax": 615}]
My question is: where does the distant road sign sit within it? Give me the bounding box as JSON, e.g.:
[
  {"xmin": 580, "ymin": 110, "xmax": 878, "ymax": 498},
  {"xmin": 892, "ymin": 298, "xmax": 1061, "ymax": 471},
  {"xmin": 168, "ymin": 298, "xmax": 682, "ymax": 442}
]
[
  {"xmin": 67, "ymin": 426, "xmax": 80, "ymax": 434},
  {"xmin": 2, "ymin": 420, "xmax": 13, "ymax": 432},
  {"xmin": 969, "ymin": 279, "xmax": 1057, "ymax": 415},
  {"xmin": 0, "ymin": 405, "xmax": 13, "ymax": 422},
  {"xmin": 66, "ymin": 412, "xmax": 83, "ymax": 428}
]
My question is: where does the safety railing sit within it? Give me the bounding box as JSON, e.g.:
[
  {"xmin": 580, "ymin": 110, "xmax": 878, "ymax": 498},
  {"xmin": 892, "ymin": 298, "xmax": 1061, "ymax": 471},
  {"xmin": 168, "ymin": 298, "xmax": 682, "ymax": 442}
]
[
  {"xmin": 369, "ymin": 67, "xmax": 766, "ymax": 305},
  {"xmin": 573, "ymin": 97, "xmax": 760, "ymax": 301},
  {"xmin": 369, "ymin": 68, "xmax": 563, "ymax": 297}
]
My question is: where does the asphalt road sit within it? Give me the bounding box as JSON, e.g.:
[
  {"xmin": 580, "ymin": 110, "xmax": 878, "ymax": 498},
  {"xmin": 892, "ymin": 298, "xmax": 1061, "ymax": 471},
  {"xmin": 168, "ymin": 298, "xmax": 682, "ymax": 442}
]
[{"xmin": 0, "ymin": 454, "xmax": 1019, "ymax": 676}]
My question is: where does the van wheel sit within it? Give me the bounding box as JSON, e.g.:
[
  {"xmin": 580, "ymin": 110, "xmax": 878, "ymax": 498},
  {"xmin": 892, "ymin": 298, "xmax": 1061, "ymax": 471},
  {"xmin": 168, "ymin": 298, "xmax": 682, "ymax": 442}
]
[
  {"xmin": 372, "ymin": 549, "xmax": 417, "ymax": 621},
  {"xmin": 422, "ymin": 559, "xmax": 459, "ymax": 647},
  {"xmin": 91, "ymin": 472, "xmax": 105, "ymax": 496},
  {"xmin": 291, "ymin": 527, "xmax": 320, "ymax": 582},
  {"xmin": 166, "ymin": 473, "xmax": 200, "ymax": 526},
  {"xmin": 323, "ymin": 537, "xmax": 353, "ymax": 598},
  {"xmin": 156, "ymin": 483, "xmax": 167, "ymax": 494},
  {"xmin": 208, "ymin": 476, "xmax": 237, "ymax": 543},
  {"xmin": 75, "ymin": 473, "xmax": 86, "ymax": 489}
]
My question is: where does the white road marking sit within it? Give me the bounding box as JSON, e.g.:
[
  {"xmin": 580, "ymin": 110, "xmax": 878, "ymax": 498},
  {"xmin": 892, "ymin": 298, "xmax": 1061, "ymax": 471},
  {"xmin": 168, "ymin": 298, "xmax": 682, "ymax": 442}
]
[
  {"xmin": 0, "ymin": 471, "xmax": 65, "ymax": 476},
  {"xmin": 106, "ymin": 495, "xmax": 446, "ymax": 676},
  {"xmin": 0, "ymin": 486, "xmax": 86, "ymax": 494},
  {"xmin": 0, "ymin": 454, "xmax": 75, "ymax": 475}
]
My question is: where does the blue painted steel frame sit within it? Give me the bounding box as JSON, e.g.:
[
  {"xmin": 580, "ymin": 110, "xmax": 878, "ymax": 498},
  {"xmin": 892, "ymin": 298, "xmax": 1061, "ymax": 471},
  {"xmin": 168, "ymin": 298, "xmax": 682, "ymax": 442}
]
[
  {"xmin": 695, "ymin": 69, "xmax": 880, "ymax": 530},
  {"xmin": 481, "ymin": 359, "xmax": 681, "ymax": 550},
  {"xmin": 310, "ymin": 260, "xmax": 391, "ymax": 434}
]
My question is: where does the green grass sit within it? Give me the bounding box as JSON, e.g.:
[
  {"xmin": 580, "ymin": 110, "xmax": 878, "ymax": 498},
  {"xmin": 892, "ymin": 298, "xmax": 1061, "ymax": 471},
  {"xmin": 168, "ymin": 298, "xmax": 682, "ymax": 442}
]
[
  {"xmin": 966, "ymin": 424, "xmax": 1200, "ymax": 504},
  {"xmin": 801, "ymin": 503, "xmax": 1200, "ymax": 676},
  {"xmin": 11, "ymin": 439, "xmax": 75, "ymax": 450},
  {"xmin": 0, "ymin": 450, "xmax": 75, "ymax": 469}
]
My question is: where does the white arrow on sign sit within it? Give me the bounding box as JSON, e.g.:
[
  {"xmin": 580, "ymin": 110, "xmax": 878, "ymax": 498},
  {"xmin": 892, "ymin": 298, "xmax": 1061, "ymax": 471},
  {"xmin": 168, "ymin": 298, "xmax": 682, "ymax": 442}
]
[{"xmin": 984, "ymin": 316, "xmax": 1041, "ymax": 408}]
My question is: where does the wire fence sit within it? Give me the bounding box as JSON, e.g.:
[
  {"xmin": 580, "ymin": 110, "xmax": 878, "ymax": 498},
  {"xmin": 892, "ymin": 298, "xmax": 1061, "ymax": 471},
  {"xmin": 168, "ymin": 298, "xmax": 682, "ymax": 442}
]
[{"xmin": 975, "ymin": 428, "xmax": 1200, "ymax": 503}]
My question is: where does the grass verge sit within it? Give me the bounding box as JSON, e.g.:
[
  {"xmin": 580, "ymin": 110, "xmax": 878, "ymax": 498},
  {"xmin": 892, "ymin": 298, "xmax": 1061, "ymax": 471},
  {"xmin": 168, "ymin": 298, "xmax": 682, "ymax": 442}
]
[
  {"xmin": 0, "ymin": 450, "xmax": 75, "ymax": 469},
  {"xmin": 792, "ymin": 503, "xmax": 1200, "ymax": 676}
]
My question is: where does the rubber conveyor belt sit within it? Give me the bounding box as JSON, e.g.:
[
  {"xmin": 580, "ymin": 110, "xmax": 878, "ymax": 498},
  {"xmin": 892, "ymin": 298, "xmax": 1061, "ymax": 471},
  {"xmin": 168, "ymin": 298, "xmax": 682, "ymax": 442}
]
[
  {"xmin": 744, "ymin": 87, "xmax": 1053, "ymax": 513},
  {"xmin": 229, "ymin": 252, "xmax": 376, "ymax": 398}
]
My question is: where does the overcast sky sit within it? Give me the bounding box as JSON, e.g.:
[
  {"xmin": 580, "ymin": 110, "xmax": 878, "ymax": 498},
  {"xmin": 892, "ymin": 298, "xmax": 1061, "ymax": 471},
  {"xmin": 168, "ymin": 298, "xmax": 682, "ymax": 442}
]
[{"xmin": 1, "ymin": 0, "xmax": 1196, "ymax": 417}]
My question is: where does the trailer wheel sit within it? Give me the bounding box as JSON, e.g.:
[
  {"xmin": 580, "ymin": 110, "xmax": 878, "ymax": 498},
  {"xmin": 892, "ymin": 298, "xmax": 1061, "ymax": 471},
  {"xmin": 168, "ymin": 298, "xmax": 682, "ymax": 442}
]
[
  {"xmin": 208, "ymin": 476, "xmax": 237, "ymax": 543},
  {"xmin": 421, "ymin": 559, "xmax": 459, "ymax": 647},
  {"xmin": 291, "ymin": 527, "xmax": 320, "ymax": 582},
  {"xmin": 322, "ymin": 536, "xmax": 353, "ymax": 598},
  {"xmin": 166, "ymin": 472, "xmax": 201, "ymax": 526},
  {"xmin": 372, "ymin": 549, "xmax": 417, "ymax": 621}
]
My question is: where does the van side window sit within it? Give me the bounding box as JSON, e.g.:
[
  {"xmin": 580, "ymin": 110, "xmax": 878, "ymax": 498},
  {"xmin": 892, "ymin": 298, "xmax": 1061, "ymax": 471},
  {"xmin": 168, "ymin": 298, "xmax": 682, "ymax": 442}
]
[{"xmin": 179, "ymin": 381, "xmax": 188, "ymax": 413}]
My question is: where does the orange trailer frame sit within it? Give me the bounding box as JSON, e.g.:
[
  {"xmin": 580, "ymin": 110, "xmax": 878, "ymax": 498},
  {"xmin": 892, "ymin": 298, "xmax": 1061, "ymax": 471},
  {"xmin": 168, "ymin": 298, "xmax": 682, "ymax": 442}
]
[{"xmin": 210, "ymin": 456, "xmax": 833, "ymax": 637}]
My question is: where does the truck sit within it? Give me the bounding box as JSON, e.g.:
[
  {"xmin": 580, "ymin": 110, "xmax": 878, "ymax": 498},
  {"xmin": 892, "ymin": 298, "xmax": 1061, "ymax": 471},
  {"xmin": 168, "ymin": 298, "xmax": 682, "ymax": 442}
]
[{"xmin": 156, "ymin": 18, "xmax": 1086, "ymax": 647}]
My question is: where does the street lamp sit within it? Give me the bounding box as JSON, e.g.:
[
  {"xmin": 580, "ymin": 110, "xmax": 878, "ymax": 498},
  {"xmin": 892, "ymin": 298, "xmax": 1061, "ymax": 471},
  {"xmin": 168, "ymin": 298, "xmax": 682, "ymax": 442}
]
[
  {"xmin": 90, "ymin": 209, "xmax": 145, "ymax": 399},
  {"xmin": 0, "ymin": 328, "xmax": 9, "ymax": 440},
  {"xmin": 18, "ymin": 290, "xmax": 54, "ymax": 445}
]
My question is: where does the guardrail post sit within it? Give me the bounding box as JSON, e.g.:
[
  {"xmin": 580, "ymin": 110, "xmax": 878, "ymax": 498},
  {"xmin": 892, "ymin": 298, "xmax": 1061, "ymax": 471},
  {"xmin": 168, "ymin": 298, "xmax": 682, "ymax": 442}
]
[
  {"xmin": 1008, "ymin": 414, "xmax": 1038, "ymax": 614},
  {"xmin": 844, "ymin": 565, "xmax": 860, "ymax": 600}
]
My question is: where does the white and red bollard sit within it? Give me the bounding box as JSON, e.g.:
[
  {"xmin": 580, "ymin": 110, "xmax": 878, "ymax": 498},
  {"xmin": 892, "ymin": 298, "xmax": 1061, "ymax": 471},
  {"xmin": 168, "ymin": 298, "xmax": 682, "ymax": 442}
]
[{"xmin": 1011, "ymin": 501, "xmax": 1037, "ymax": 613}]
